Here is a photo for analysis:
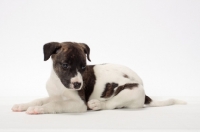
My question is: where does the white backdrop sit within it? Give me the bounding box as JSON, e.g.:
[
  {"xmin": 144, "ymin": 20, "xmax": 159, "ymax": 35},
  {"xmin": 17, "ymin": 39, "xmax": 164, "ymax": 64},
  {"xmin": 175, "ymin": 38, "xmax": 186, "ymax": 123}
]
[{"xmin": 0, "ymin": 0, "xmax": 199, "ymax": 97}]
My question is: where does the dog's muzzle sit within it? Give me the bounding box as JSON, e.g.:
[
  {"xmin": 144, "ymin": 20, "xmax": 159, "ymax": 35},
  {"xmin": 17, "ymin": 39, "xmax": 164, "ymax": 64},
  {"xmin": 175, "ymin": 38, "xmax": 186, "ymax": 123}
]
[
  {"xmin": 68, "ymin": 82, "xmax": 82, "ymax": 90},
  {"xmin": 69, "ymin": 71, "xmax": 83, "ymax": 90},
  {"xmin": 72, "ymin": 82, "xmax": 81, "ymax": 89}
]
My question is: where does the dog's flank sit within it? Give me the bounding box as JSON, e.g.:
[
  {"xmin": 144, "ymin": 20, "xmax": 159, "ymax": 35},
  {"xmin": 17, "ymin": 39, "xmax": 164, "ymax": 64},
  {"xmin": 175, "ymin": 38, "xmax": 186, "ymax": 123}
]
[
  {"xmin": 100, "ymin": 83, "xmax": 139, "ymax": 98},
  {"xmin": 115, "ymin": 83, "xmax": 139, "ymax": 96},
  {"xmin": 123, "ymin": 74, "xmax": 129, "ymax": 78},
  {"xmin": 101, "ymin": 83, "xmax": 119, "ymax": 98}
]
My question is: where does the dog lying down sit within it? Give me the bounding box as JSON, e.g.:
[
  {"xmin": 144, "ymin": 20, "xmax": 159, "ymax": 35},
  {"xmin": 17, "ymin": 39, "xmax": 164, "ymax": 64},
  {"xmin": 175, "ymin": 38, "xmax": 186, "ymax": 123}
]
[{"xmin": 12, "ymin": 42, "xmax": 186, "ymax": 114}]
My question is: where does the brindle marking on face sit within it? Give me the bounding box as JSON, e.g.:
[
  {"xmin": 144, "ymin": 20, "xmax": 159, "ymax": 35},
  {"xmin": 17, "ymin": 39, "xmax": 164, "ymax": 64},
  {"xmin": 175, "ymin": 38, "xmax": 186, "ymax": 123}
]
[
  {"xmin": 78, "ymin": 65, "xmax": 96, "ymax": 104},
  {"xmin": 43, "ymin": 42, "xmax": 90, "ymax": 88},
  {"xmin": 53, "ymin": 43, "xmax": 87, "ymax": 88},
  {"xmin": 101, "ymin": 83, "xmax": 119, "ymax": 98},
  {"xmin": 115, "ymin": 83, "xmax": 139, "ymax": 96}
]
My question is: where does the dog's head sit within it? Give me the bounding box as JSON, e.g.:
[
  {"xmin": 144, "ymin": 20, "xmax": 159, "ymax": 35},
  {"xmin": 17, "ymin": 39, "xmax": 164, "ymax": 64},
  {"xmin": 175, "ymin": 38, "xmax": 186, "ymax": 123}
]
[{"xmin": 43, "ymin": 42, "xmax": 91, "ymax": 90}]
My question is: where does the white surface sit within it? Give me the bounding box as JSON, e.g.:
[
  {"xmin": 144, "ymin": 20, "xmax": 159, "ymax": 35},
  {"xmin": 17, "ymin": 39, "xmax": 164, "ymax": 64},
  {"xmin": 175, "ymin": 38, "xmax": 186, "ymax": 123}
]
[
  {"xmin": 1, "ymin": 1, "xmax": 200, "ymax": 131},
  {"xmin": 1, "ymin": 97, "xmax": 200, "ymax": 132},
  {"xmin": 0, "ymin": 0, "xmax": 200, "ymax": 97}
]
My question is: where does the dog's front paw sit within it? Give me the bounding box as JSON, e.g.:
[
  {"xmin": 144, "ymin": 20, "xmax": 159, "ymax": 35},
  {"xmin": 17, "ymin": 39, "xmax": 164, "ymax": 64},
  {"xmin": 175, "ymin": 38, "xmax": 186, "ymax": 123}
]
[
  {"xmin": 12, "ymin": 104, "xmax": 29, "ymax": 112},
  {"xmin": 88, "ymin": 99, "xmax": 103, "ymax": 111},
  {"xmin": 26, "ymin": 106, "xmax": 44, "ymax": 115}
]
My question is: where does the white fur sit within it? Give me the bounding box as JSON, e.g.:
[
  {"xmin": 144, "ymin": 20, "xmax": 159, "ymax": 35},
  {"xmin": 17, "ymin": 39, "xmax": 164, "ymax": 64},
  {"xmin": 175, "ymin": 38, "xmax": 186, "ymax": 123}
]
[
  {"xmin": 87, "ymin": 64, "xmax": 186, "ymax": 110},
  {"xmin": 12, "ymin": 63, "xmax": 186, "ymax": 114},
  {"xmin": 89, "ymin": 64, "xmax": 143, "ymax": 100},
  {"xmin": 88, "ymin": 64, "xmax": 145, "ymax": 110},
  {"xmin": 148, "ymin": 99, "xmax": 187, "ymax": 107},
  {"xmin": 12, "ymin": 69, "xmax": 87, "ymax": 114}
]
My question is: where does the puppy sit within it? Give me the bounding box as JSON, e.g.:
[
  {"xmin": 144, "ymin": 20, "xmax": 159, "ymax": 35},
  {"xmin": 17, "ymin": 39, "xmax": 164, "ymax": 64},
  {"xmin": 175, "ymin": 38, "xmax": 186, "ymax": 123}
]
[{"xmin": 12, "ymin": 42, "xmax": 186, "ymax": 114}]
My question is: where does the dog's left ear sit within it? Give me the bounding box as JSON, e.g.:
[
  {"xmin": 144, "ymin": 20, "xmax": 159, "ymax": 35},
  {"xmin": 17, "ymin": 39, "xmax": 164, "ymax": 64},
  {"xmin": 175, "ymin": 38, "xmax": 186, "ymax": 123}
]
[
  {"xmin": 79, "ymin": 43, "xmax": 91, "ymax": 62},
  {"xmin": 43, "ymin": 42, "xmax": 61, "ymax": 61}
]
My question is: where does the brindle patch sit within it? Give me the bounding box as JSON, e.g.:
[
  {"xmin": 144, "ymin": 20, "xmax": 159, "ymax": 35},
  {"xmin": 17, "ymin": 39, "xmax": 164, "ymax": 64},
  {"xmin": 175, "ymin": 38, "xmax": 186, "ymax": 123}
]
[
  {"xmin": 115, "ymin": 83, "xmax": 139, "ymax": 96},
  {"xmin": 78, "ymin": 65, "xmax": 96, "ymax": 104},
  {"xmin": 53, "ymin": 43, "xmax": 87, "ymax": 88},
  {"xmin": 123, "ymin": 74, "xmax": 129, "ymax": 78},
  {"xmin": 144, "ymin": 95, "xmax": 152, "ymax": 104},
  {"xmin": 101, "ymin": 83, "xmax": 119, "ymax": 98},
  {"xmin": 43, "ymin": 42, "xmax": 61, "ymax": 61}
]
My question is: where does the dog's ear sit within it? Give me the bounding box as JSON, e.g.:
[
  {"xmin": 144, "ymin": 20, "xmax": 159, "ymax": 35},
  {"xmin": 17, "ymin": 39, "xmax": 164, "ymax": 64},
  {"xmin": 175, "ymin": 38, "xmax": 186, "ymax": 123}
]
[
  {"xmin": 43, "ymin": 42, "xmax": 61, "ymax": 61},
  {"xmin": 79, "ymin": 43, "xmax": 91, "ymax": 62}
]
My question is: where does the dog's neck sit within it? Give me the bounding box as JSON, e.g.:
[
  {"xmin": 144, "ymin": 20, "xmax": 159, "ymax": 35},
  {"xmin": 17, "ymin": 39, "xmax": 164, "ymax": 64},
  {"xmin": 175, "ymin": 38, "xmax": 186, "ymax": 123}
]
[
  {"xmin": 80, "ymin": 65, "xmax": 96, "ymax": 102},
  {"xmin": 48, "ymin": 65, "xmax": 96, "ymax": 103}
]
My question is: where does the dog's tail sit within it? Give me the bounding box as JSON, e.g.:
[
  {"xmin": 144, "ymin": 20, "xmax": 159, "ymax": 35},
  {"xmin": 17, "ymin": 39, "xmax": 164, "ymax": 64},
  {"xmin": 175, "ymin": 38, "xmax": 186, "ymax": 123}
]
[{"xmin": 144, "ymin": 95, "xmax": 187, "ymax": 107}]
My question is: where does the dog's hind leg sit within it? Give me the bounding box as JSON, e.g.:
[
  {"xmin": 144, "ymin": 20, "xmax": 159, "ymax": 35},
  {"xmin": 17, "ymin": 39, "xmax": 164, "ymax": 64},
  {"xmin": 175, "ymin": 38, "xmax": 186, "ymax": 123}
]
[{"xmin": 88, "ymin": 85, "xmax": 145, "ymax": 110}]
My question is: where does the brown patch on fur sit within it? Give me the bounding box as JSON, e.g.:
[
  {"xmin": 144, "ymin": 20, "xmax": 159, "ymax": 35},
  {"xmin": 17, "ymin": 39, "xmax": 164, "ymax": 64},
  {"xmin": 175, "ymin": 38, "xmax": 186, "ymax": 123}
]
[
  {"xmin": 144, "ymin": 95, "xmax": 152, "ymax": 104},
  {"xmin": 123, "ymin": 74, "xmax": 129, "ymax": 78},
  {"xmin": 101, "ymin": 83, "xmax": 119, "ymax": 98},
  {"xmin": 78, "ymin": 43, "xmax": 91, "ymax": 61},
  {"xmin": 115, "ymin": 83, "xmax": 138, "ymax": 96},
  {"xmin": 43, "ymin": 42, "xmax": 61, "ymax": 61},
  {"xmin": 78, "ymin": 65, "xmax": 96, "ymax": 104},
  {"xmin": 63, "ymin": 48, "xmax": 68, "ymax": 52}
]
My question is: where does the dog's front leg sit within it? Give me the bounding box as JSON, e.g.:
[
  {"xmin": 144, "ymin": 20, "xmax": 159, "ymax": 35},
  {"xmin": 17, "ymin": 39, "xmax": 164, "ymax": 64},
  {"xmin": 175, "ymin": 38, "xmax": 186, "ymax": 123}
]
[
  {"xmin": 26, "ymin": 100, "xmax": 87, "ymax": 114},
  {"xmin": 12, "ymin": 97, "xmax": 52, "ymax": 112}
]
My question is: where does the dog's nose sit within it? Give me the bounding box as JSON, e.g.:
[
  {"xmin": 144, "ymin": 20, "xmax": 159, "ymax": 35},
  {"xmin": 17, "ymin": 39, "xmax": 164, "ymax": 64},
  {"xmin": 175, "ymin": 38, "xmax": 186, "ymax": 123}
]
[{"xmin": 73, "ymin": 82, "xmax": 81, "ymax": 89}]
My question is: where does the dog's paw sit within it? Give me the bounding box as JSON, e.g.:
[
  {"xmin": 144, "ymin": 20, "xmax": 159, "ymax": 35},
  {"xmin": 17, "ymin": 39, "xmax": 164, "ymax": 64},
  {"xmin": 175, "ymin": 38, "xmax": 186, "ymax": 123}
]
[
  {"xmin": 12, "ymin": 104, "xmax": 29, "ymax": 112},
  {"xmin": 26, "ymin": 106, "xmax": 44, "ymax": 114},
  {"xmin": 88, "ymin": 99, "xmax": 103, "ymax": 111}
]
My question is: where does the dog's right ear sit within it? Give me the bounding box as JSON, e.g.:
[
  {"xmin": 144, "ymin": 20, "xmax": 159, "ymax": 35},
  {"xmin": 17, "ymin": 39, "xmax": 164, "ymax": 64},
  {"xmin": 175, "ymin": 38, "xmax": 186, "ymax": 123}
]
[{"xmin": 43, "ymin": 42, "xmax": 61, "ymax": 61}]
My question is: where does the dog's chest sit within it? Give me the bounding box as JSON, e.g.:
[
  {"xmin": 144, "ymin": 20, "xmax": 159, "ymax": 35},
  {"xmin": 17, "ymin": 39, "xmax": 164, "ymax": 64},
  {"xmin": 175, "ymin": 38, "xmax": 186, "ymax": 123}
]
[{"xmin": 46, "ymin": 70, "xmax": 82, "ymax": 101}]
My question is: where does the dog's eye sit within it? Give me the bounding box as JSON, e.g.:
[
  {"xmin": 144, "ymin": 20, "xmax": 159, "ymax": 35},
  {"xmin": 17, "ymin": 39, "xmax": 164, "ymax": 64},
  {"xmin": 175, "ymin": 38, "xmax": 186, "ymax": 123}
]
[
  {"xmin": 81, "ymin": 66, "xmax": 86, "ymax": 70},
  {"xmin": 61, "ymin": 63, "xmax": 70, "ymax": 69}
]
